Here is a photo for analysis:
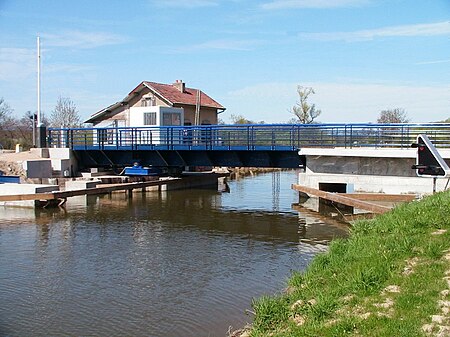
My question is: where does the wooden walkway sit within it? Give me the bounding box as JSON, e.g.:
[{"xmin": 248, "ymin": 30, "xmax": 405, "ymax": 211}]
[
  {"xmin": 0, "ymin": 179, "xmax": 181, "ymax": 204},
  {"xmin": 292, "ymin": 184, "xmax": 416, "ymax": 214}
]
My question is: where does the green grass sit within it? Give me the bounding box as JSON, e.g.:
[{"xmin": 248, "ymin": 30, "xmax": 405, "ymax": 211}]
[{"xmin": 249, "ymin": 191, "xmax": 450, "ymax": 337}]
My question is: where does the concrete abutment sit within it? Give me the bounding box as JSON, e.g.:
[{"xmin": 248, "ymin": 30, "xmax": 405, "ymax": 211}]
[{"xmin": 298, "ymin": 148, "xmax": 450, "ymax": 195}]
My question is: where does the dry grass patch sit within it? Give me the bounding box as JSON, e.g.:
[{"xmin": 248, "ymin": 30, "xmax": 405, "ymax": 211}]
[
  {"xmin": 403, "ymin": 257, "xmax": 421, "ymax": 276},
  {"xmin": 421, "ymin": 247, "xmax": 450, "ymax": 336}
]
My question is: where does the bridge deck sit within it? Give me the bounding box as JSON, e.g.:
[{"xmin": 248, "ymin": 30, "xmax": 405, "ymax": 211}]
[{"xmin": 48, "ymin": 123, "xmax": 450, "ymax": 168}]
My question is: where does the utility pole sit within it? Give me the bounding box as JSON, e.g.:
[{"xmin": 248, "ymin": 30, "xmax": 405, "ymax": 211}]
[
  {"xmin": 36, "ymin": 36, "xmax": 47, "ymax": 148},
  {"xmin": 194, "ymin": 90, "xmax": 201, "ymax": 126},
  {"xmin": 37, "ymin": 36, "xmax": 41, "ymax": 126},
  {"xmin": 194, "ymin": 90, "xmax": 201, "ymax": 145}
]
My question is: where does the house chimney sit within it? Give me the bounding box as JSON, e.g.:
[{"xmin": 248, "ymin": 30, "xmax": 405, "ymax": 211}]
[{"xmin": 173, "ymin": 79, "xmax": 185, "ymax": 93}]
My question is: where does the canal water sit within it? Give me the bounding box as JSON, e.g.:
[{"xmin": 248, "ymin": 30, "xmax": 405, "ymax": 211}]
[{"xmin": 0, "ymin": 170, "xmax": 349, "ymax": 337}]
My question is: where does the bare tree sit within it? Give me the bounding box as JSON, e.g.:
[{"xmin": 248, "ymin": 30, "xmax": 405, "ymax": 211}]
[
  {"xmin": 377, "ymin": 108, "xmax": 410, "ymax": 123},
  {"xmin": 0, "ymin": 100, "xmax": 50, "ymax": 149},
  {"xmin": 290, "ymin": 86, "xmax": 321, "ymax": 124},
  {"xmin": 0, "ymin": 98, "xmax": 14, "ymax": 148},
  {"xmin": 50, "ymin": 96, "xmax": 81, "ymax": 128},
  {"xmin": 0, "ymin": 98, "xmax": 13, "ymax": 123}
]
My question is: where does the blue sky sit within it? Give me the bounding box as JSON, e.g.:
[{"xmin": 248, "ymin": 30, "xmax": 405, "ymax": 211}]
[{"xmin": 0, "ymin": 0, "xmax": 449, "ymax": 124}]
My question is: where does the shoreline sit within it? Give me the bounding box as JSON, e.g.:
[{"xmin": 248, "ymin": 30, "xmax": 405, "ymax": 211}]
[
  {"xmin": 246, "ymin": 191, "xmax": 450, "ymax": 336},
  {"xmin": 229, "ymin": 167, "xmax": 293, "ymax": 180}
]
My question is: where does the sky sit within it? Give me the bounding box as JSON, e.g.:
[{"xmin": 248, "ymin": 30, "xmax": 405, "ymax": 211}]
[{"xmin": 0, "ymin": 0, "xmax": 449, "ymax": 124}]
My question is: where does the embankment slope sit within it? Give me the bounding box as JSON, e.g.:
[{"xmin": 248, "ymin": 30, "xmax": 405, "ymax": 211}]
[{"xmin": 249, "ymin": 191, "xmax": 450, "ymax": 337}]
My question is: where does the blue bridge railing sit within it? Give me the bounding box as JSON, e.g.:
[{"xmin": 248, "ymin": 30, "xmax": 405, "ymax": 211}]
[{"xmin": 48, "ymin": 123, "xmax": 450, "ymax": 151}]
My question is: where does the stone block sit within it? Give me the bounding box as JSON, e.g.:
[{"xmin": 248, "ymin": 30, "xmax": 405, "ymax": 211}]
[
  {"xmin": 51, "ymin": 159, "xmax": 71, "ymax": 177},
  {"xmin": 30, "ymin": 147, "xmax": 49, "ymax": 158},
  {"xmin": 22, "ymin": 159, "xmax": 53, "ymax": 178},
  {"xmin": 48, "ymin": 148, "xmax": 71, "ymax": 159},
  {"xmin": 65, "ymin": 180, "xmax": 101, "ymax": 191}
]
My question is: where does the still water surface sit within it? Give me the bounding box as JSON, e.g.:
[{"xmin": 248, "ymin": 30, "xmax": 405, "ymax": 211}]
[{"xmin": 0, "ymin": 171, "xmax": 348, "ymax": 337}]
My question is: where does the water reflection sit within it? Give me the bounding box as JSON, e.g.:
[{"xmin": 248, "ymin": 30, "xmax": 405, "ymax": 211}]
[
  {"xmin": 0, "ymin": 171, "xmax": 349, "ymax": 337},
  {"xmin": 9, "ymin": 189, "xmax": 348, "ymax": 246}
]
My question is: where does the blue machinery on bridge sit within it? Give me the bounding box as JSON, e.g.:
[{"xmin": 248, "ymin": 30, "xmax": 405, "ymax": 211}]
[{"xmin": 48, "ymin": 123, "xmax": 450, "ymax": 169}]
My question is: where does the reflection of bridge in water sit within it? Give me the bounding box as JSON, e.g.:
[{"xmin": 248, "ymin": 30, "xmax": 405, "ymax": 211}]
[
  {"xmin": 48, "ymin": 123, "xmax": 450, "ymax": 169},
  {"xmin": 0, "ymin": 190, "xmax": 350, "ymax": 246},
  {"xmin": 88, "ymin": 191, "xmax": 351, "ymax": 245}
]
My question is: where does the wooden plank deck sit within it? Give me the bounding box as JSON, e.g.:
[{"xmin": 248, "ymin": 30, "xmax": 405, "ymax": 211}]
[
  {"xmin": 335, "ymin": 193, "xmax": 416, "ymax": 202},
  {"xmin": 292, "ymin": 184, "xmax": 415, "ymax": 214},
  {"xmin": 0, "ymin": 178, "xmax": 181, "ymax": 202}
]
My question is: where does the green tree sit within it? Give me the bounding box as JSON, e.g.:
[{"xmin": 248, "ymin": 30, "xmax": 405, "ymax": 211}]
[
  {"xmin": 50, "ymin": 96, "xmax": 81, "ymax": 128},
  {"xmin": 290, "ymin": 86, "xmax": 321, "ymax": 124},
  {"xmin": 230, "ymin": 114, "xmax": 254, "ymax": 124},
  {"xmin": 377, "ymin": 108, "xmax": 410, "ymax": 123}
]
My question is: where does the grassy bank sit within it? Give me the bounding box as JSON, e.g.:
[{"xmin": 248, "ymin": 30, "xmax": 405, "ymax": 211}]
[{"xmin": 249, "ymin": 191, "xmax": 450, "ymax": 336}]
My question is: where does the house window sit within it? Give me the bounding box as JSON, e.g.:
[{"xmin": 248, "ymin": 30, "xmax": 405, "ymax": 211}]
[
  {"xmin": 141, "ymin": 97, "xmax": 156, "ymax": 107},
  {"xmin": 144, "ymin": 112, "xmax": 157, "ymax": 125},
  {"xmin": 162, "ymin": 112, "xmax": 181, "ymax": 126}
]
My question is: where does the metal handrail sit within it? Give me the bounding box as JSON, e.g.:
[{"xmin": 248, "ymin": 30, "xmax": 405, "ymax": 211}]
[{"xmin": 47, "ymin": 123, "xmax": 450, "ymax": 150}]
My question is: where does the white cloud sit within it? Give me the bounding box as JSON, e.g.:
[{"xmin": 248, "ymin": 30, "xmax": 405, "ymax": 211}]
[
  {"xmin": 300, "ymin": 21, "xmax": 450, "ymax": 42},
  {"xmin": 262, "ymin": 0, "xmax": 369, "ymax": 10},
  {"xmin": 45, "ymin": 63, "xmax": 93, "ymax": 74},
  {"xmin": 0, "ymin": 46, "xmax": 106, "ymax": 117},
  {"xmin": 223, "ymin": 81, "xmax": 450, "ymax": 123},
  {"xmin": 415, "ymin": 59, "xmax": 450, "ymax": 65},
  {"xmin": 150, "ymin": 0, "xmax": 219, "ymax": 8},
  {"xmin": 41, "ymin": 30, "xmax": 128, "ymax": 49},
  {"xmin": 0, "ymin": 48, "xmax": 35, "ymax": 82},
  {"xmin": 173, "ymin": 38, "xmax": 263, "ymax": 52}
]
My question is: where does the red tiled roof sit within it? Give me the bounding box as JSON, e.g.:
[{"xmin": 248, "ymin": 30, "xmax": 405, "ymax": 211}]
[
  {"xmin": 85, "ymin": 81, "xmax": 224, "ymax": 124},
  {"xmin": 143, "ymin": 81, "xmax": 224, "ymax": 110}
]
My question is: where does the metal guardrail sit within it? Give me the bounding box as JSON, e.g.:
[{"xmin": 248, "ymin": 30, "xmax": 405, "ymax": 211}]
[{"xmin": 47, "ymin": 123, "xmax": 450, "ymax": 151}]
